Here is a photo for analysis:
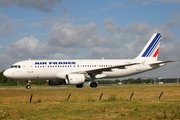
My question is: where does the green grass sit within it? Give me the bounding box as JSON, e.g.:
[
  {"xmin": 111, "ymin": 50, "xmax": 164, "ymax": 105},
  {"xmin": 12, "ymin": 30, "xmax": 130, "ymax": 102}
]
[{"xmin": 0, "ymin": 84, "xmax": 180, "ymax": 119}]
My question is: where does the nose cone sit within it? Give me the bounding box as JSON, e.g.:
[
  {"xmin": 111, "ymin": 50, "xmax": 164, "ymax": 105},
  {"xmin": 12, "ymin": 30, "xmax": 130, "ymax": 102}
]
[{"xmin": 3, "ymin": 70, "xmax": 11, "ymax": 78}]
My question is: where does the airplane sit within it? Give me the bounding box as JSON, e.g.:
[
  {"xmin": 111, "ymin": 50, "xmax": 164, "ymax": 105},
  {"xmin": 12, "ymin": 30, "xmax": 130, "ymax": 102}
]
[{"xmin": 3, "ymin": 33, "xmax": 173, "ymax": 89}]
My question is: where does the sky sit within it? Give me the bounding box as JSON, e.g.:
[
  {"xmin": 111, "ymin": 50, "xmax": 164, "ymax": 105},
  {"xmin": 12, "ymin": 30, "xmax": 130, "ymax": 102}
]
[{"xmin": 0, "ymin": 0, "xmax": 180, "ymax": 79}]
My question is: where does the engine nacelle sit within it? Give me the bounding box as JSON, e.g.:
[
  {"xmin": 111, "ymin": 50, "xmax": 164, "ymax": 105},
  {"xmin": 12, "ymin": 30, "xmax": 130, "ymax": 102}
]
[
  {"xmin": 65, "ymin": 74, "xmax": 85, "ymax": 85},
  {"xmin": 47, "ymin": 79, "xmax": 65, "ymax": 86}
]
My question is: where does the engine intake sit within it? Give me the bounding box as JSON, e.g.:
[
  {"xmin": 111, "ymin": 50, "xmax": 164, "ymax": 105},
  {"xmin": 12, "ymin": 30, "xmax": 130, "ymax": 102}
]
[{"xmin": 65, "ymin": 74, "xmax": 85, "ymax": 85}]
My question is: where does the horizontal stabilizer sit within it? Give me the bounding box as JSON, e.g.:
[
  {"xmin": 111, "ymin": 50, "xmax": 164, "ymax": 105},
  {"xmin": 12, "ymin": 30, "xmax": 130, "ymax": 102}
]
[
  {"xmin": 149, "ymin": 60, "xmax": 174, "ymax": 68},
  {"xmin": 150, "ymin": 60, "xmax": 174, "ymax": 66}
]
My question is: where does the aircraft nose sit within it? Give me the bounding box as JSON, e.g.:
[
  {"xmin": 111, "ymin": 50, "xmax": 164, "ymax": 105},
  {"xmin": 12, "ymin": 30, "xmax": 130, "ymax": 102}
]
[{"xmin": 3, "ymin": 70, "xmax": 11, "ymax": 78}]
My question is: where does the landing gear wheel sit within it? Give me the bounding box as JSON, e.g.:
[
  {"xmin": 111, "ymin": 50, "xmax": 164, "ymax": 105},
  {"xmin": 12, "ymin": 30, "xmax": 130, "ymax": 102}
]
[
  {"xmin": 26, "ymin": 85, "xmax": 31, "ymax": 89},
  {"xmin": 76, "ymin": 84, "xmax": 84, "ymax": 88},
  {"xmin": 26, "ymin": 80, "xmax": 31, "ymax": 89},
  {"xmin": 90, "ymin": 82, "xmax": 98, "ymax": 88}
]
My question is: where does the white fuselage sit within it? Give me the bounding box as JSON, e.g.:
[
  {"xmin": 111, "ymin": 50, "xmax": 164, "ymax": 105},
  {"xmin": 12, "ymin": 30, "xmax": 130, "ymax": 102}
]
[{"xmin": 3, "ymin": 59, "xmax": 159, "ymax": 81}]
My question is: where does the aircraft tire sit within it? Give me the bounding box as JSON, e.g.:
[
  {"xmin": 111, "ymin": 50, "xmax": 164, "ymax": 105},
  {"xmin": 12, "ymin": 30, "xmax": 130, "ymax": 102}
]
[
  {"xmin": 90, "ymin": 82, "xmax": 98, "ymax": 88},
  {"xmin": 26, "ymin": 85, "xmax": 31, "ymax": 89},
  {"xmin": 76, "ymin": 84, "xmax": 83, "ymax": 88}
]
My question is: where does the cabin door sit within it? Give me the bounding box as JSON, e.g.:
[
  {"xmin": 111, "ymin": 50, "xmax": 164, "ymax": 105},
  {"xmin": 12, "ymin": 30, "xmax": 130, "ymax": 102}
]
[{"xmin": 27, "ymin": 62, "xmax": 33, "ymax": 73}]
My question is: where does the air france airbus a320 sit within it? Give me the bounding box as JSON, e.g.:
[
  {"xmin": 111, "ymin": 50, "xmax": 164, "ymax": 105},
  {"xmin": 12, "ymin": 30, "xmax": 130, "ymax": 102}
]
[{"xmin": 3, "ymin": 33, "xmax": 173, "ymax": 89}]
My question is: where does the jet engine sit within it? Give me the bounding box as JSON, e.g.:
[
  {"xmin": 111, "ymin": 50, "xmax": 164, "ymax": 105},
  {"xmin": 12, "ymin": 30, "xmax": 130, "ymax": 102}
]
[
  {"xmin": 65, "ymin": 74, "xmax": 85, "ymax": 85},
  {"xmin": 47, "ymin": 79, "xmax": 65, "ymax": 86}
]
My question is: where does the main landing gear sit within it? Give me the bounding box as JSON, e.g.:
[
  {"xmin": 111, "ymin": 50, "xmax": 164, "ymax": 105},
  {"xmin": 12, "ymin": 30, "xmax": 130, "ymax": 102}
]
[
  {"xmin": 90, "ymin": 82, "xmax": 98, "ymax": 88},
  {"xmin": 75, "ymin": 82, "xmax": 98, "ymax": 88},
  {"xmin": 76, "ymin": 83, "xmax": 84, "ymax": 88},
  {"xmin": 26, "ymin": 80, "xmax": 31, "ymax": 89}
]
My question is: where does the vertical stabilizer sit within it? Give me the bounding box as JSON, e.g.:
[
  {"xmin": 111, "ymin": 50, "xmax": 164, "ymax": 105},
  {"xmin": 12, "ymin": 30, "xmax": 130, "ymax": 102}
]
[{"xmin": 135, "ymin": 33, "xmax": 161, "ymax": 61}]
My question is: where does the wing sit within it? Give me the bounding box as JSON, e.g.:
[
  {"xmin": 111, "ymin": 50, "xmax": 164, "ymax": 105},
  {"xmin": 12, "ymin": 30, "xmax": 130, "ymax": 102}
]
[{"xmin": 71, "ymin": 62, "xmax": 140, "ymax": 76}]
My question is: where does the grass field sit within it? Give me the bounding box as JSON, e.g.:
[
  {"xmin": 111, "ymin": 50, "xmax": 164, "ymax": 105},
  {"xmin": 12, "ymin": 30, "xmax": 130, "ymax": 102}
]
[{"xmin": 0, "ymin": 84, "xmax": 180, "ymax": 120}]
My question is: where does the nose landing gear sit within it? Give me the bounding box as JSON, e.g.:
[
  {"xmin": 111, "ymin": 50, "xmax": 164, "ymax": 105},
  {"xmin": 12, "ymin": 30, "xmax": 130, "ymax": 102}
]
[{"xmin": 26, "ymin": 80, "xmax": 31, "ymax": 89}]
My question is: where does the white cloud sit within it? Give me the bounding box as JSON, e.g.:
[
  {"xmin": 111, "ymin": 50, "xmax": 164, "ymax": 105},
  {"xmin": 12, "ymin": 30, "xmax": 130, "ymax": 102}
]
[
  {"xmin": 160, "ymin": 41, "xmax": 180, "ymax": 61},
  {"xmin": 48, "ymin": 53, "xmax": 70, "ymax": 59},
  {"xmin": 103, "ymin": 18, "xmax": 121, "ymax": 33},
  {"xmin": 0, "ymin": 0, "xmax": 61, "ymax": 12},
  {"xmin": 6, "ymin": 36, "xmax": 41, "ymax": 58},
  {"xmin": 48, "ymin": 22, "xmax": 105, "ymax": 47},
  {"xmin": 5, "ymin": 35, "xmax": 80, "ymax": 60},
  {"xmin": 0, "ymin": 52, "xmax": 17, "ymax": 70}
]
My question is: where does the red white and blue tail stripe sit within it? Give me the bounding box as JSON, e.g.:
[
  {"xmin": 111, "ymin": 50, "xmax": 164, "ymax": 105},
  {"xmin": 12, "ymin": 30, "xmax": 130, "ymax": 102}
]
[{"xmin": 136, "ymin": 33, "xmax": 161, "ymax": 60}]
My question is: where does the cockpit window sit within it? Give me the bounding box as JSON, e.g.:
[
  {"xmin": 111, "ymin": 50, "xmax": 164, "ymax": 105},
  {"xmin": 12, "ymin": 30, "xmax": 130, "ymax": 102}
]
[
  {"xmin": 11, "ymin": 65, "xmax": 21, "ymax": 68},
  {"xmin": 10, "ymin": 65, "xmax": 14, "ymax": 68}
]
